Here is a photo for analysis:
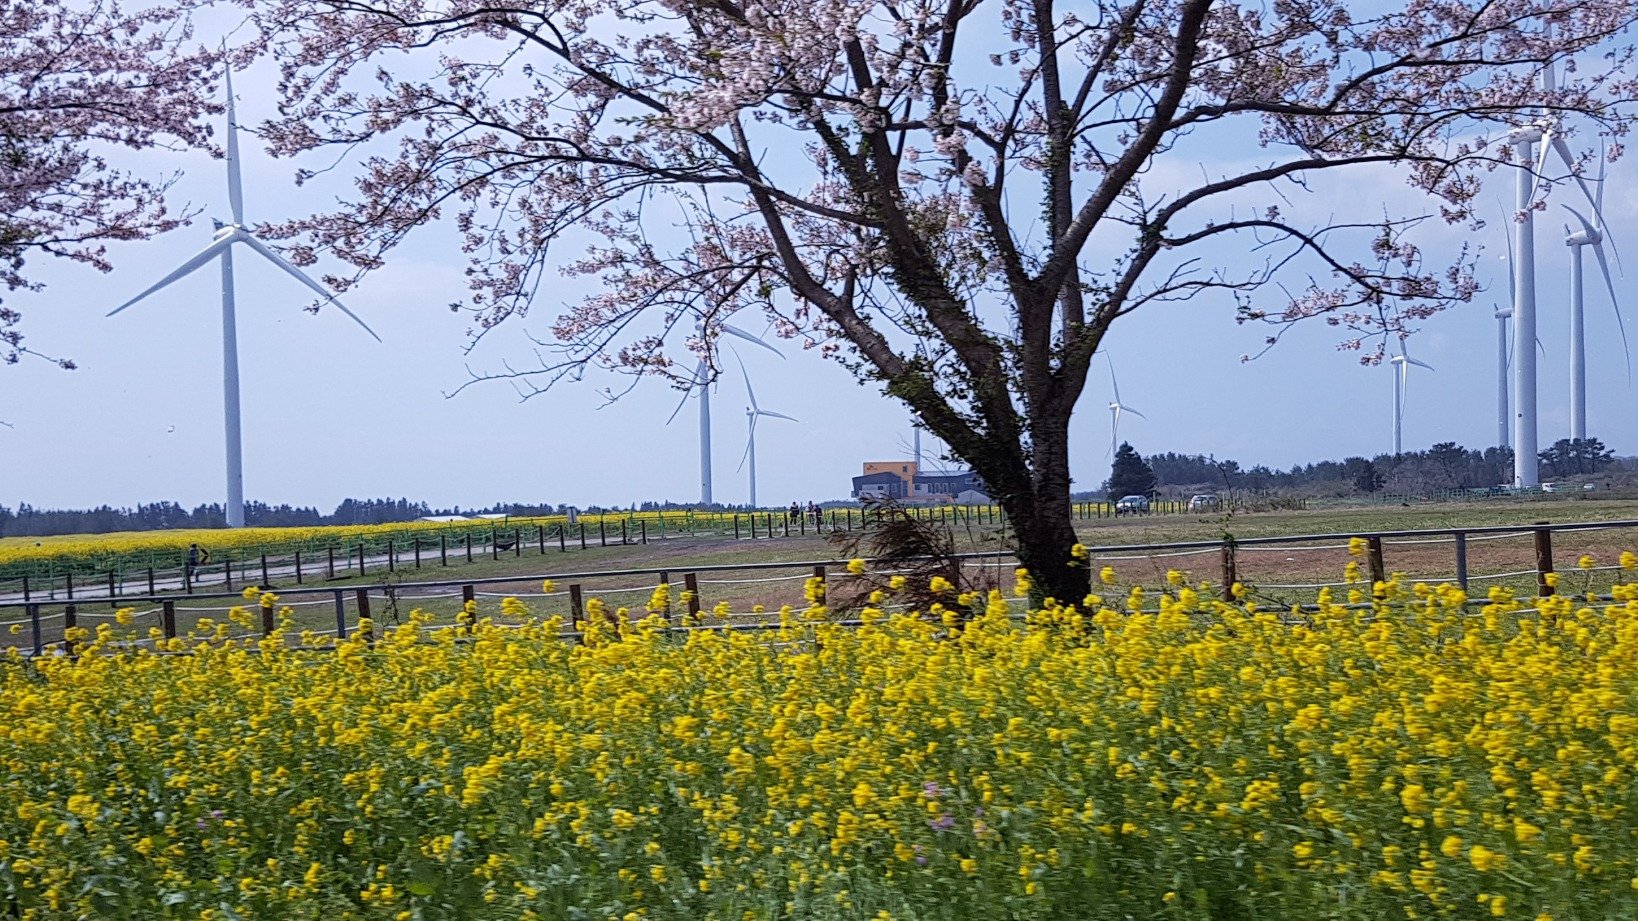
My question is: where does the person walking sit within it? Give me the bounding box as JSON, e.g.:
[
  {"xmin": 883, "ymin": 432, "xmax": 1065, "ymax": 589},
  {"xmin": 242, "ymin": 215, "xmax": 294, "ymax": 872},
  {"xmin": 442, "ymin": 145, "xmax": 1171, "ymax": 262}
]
[
  {"xmin": 788, "ymin": 501, "xmax": 801, "ymax": 525},
  {"xmin": 185, "ymin": 542, "xmax": 211, "ymax": 586}
]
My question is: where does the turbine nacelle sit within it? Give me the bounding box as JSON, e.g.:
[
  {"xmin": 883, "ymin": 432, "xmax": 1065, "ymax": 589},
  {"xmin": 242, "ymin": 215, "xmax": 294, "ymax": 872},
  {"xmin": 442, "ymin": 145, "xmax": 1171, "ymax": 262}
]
[{"xmin": 1507, "ymin": 123, "xmax": 1545, "ymax": 144}]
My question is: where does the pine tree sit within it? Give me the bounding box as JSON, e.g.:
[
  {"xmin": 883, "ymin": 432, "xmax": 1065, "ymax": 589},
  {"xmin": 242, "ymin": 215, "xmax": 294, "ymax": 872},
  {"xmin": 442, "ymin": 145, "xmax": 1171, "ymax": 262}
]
[{"xmin": 1107, "ymin": 443, "xmax": 1158, "ymax": 499}]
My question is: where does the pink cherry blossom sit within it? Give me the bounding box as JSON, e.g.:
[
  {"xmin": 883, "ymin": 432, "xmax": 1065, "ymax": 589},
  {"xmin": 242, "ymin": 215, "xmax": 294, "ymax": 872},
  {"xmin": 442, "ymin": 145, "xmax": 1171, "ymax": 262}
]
[{"xmin": 0, "ymin": 2, "xmax": 222, "ymax": 367}]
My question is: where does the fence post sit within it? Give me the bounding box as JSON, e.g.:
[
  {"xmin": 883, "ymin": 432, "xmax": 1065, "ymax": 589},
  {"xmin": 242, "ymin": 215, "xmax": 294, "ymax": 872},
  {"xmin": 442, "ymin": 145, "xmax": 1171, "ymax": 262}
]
[
  {"xmin": 261, "ymin": 600, "xmax": 275, "ymax": 636},
  {"xmin": 261, "ymin": 554, "xmax": 270, "ymax": 588},
  {"xmin": 600, "ymin": 520, "xmax": 607, "ymax": 547},
  {"xmin": 462, "ymin": 584, "xmax": 475, "ymax": 608},
  {"xmin": 1220, "ymin": 538, "xmax": 1237, "ymax": 592},
  {"xmin": 295, "ymin": 550, "xmax": 304, "ymax": 585},
  {"xmin": 538, "ymin": 525, "xmax": 546, "ymax": 554},
  {"xmin": 25, "ymin": 605, "xmax": 41, "ymax": 655},
  {"xmin": 389, "ymin": 541, "xmax": 397, "ymax": 573},
  {"xmin": 466, "ymin": 534, "xmax": 474, "ymax": 563},
  {"xmin": 684, "ymin": 573, "xmax": 701, "ymax": 619},
  {"xmin": 353, "ymin": 583, "xmax": 373, "ymax": 626},
  {"xmin": 1454, "ymin": 532, "xmax": 1469, "ymax": 591},
  {"xmin": 1366, "ymin": 536, "xmax": 1386, "ymax": 585},
  {"xmin": 621, "ymin": 520, "xmax": 628, "ymax": 545},
  {"xmin": 569, "ymin": 584, "xmax": 584, "ymax": 629},
  {"xmin": 783, "ymin": 514, "xmax": 789, "ymax": 538},
  {"xmin": 492, "ymin": 532, "xmax": 499, "ymax": 561},
  {"xmin": 224, "ymin": 557, "xmax": 234, "ymax": 592},
  {"xmin": 147, "ymin": 567, "xmax": 155, "ymax": 596},
  {"xmin": 641, "ymin": 521, "xmax": 647, "ymax": 545},
  {"xmin": 107, "ymin": 571, "xmax": 116, "ymax": 603},
  {"xmin": 579, "ymin": 523, "xmax": 587, "ymax": 551},
  {"xmin": 515, "ymin": 528, "xmax": 522, "ymax": 557},
  {"xmin": 333, "ymin": 591, "xmax": 347, "ymax": 640},
  {"xmin": 161, "ymin": 601, "xmax": 176, "ymax": 640},
  {"xmin": 659, "ymin": 571, "xmax": 671, "ymax": 619},
  {"xmin": 65, "ymin": 572, "xmax": 73, "ymax": 601},
  {"xmin": 358, "ymin": 545, "xmax": 367, "ymax": 577},
  {"xmin": 441, "ymin": 535, "xmax": 449, "ymax": 566},
  {"xmin": 327, "ymin": 547, "xmax": 335, "ymax": 580},
  {"xmin": 414, "ymin": 540, "xmax": 421, "ymax": 570},
  {"xmin": 63, "ymin": 605, "xmax": 77, "ymax": 645},
  {"xmin": 558, "ymin": 525, "xmax": 567, "ymax": 553},
  {"xmin": 1535, "ymin": 528, "xmax": 1555, "ymax": 597},
  {"xmin": 813, "ymin": 564, "xmax": 827, "ymax": 603},
  {"xmin": 21, "ymin": 575, "xmax": 29, "ymax": 604}
]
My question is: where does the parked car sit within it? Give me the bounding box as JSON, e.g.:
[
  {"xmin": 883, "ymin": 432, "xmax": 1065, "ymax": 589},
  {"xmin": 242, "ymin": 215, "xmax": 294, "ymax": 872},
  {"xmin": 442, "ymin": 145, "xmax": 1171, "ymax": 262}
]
[
  {"xmin": 1187, "ymin": 494, "xmax": 1221, "ymax": 512},
  {"xmin": 1541, "ymin": 482, "xmax": 1557, "ymax": 493},
  {"xmin": 1115, "ymin": 495, "xmax": 1151, "ymax": 516}
]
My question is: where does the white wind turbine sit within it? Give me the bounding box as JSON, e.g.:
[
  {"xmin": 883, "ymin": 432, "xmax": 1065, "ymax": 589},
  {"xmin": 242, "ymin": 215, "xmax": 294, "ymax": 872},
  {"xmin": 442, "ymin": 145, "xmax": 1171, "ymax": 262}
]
[
  {"xmin": 732, "ymin": 350, "xmax": 798, "ymax": 509},
  {"xmin": 1561, "ymin": 154, "xmax": 1628, "ymax": 440},
  {"xmin": 1508, "ymin": 49, "xmax": 1614, "ymax": 486},
  {"xmin": 1389, "ymin": 343, "xmax": 1434, "ymax": 455},
  {"xmin": 665, "ymin": 324, "xmax": 782, "ymax": 505},
  {"xmin": 107, "ymin": 65, "xmax": 380, "ymax": 528},
  {"xmin": 1106, "ymin": 356, "xmax": 1145, "ymax": 457}
]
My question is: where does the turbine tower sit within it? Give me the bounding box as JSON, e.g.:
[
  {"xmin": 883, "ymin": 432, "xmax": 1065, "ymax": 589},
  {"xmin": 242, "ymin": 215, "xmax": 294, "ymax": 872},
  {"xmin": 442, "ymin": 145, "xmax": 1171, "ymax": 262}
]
[
  {"xmin": 1106, "ymin": 356, "xmax": 1145, "ymax": 458},
  {"xmin": 733, "ymin": 351, "xmax": 797, "ymax": 509},
  {"xmin": 666, "ymin": 324, "xmax": 781, "ymax": 505},
  {"xmin": 1562, "ymin": 192, "xmax": 1627, "ymax": 441},
  {"xmin": 108, "ymin": 64, "xmax": 379, "ymax": 528},
  {"xmin": 1495, "ymin": 305, "xmax": 1512, "ymax": 448},
  {"xmin": 1510, "ymin": 121, "xmax": 1543, "ymax": 486},
  {"xmin": 1389, "ymin": 344, "xmax": 1434, "ymax": 456}
]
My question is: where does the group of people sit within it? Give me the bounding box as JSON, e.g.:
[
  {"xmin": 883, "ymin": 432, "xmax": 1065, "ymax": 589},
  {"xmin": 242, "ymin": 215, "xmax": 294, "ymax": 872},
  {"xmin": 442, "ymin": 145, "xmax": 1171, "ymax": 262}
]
[{"xmin": 787, "ymin": 501, "xmax": 825, "ymax": 526}]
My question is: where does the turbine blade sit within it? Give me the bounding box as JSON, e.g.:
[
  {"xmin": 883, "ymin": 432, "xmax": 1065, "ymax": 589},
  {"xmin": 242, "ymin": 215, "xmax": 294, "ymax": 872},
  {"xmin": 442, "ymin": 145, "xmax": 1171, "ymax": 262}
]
[
  {"xmin": 1550, "ymin": 134, "xmax": 1603, "ymax": 217},
  {"xmin": 757, "ymin": 409, "xmax": 799, "ymax": 423},
  {"xmin": 664, "ymin": 388, "xmax": 692, "ymax": 426},
  {"xmin": 1528, "ymin": 131, "xmax": 1553, "ymax": 203},
  {"xmin": 106, "ymin": 236, "xmax": 234, "ymax": 316},
  {"xmin": 720, "ymin": 323, "xmax": 782, "ymax": 359},
  {"xmin": 1500, "ymin": 200, "xmax": 1517, "ymax": 306},
  {"xmin": 1406, "ymin": 357, "xmax": 1435, "ymax": 371},
  {"xmin": 1590, "ymin": 239, "xmax": 1633, "ymax": 383},
  {"xmin": 1108, "ymin": 356, "xmax": 1123, "ymax": 404},
  {"xmin": 1122, "ymin": 405, "xmax": 1147, "ymax": 420},
  {"xmin": 730, "ymin": 346, "xmax": 759, "ymax": 412},
  {"xmin": 225, "ymin": 64, "xmax": 245, "ymax": 226},
  {"xmin": 737, "ymin": 413, "xmax": 756, "ymax": 472},
  {"xmin": 238, "ymin": 235, "xmax": 381, "ymax": 342}
]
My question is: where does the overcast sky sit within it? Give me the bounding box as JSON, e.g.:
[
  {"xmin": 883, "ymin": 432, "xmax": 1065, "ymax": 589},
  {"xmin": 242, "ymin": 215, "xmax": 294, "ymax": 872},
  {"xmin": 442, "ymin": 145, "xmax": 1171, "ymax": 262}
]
[{"xmin": 2, "ymin": 31, "xmax": 1633, "ymax": 514}]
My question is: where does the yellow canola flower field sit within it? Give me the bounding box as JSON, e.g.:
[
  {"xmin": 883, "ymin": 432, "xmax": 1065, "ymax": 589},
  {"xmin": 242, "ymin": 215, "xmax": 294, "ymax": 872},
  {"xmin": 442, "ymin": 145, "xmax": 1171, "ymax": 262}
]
[{"xmin": 2, "ymin": 575, "xmax": 1636, "ymax": 919}]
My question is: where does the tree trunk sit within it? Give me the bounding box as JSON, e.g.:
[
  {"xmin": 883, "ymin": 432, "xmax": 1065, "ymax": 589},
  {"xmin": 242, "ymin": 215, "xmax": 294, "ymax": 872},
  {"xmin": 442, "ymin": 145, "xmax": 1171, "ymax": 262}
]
[
  {"xmin": 1006, "ymin": 489, "xmax": 1089, "ymax": 606},
  {"xmin": 953, "ymin": 409, "xmax": 1090, "ymax": 607}
]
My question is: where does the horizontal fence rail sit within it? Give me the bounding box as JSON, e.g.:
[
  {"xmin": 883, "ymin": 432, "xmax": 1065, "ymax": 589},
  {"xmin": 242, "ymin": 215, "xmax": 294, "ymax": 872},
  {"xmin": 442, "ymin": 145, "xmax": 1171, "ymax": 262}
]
[
  {"xmin": 1, "ymin": 499, "xmax": 1271, "ymax": 602},
  {"xmin": 4, "ymin": 515, "xmax": 1635, "ymax": 659}
]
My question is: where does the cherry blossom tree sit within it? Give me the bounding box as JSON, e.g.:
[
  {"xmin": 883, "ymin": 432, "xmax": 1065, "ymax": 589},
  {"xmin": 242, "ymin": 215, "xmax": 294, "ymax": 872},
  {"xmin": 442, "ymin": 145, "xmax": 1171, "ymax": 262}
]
[
  {"xmin": 240, "ymin": 0, "xmax": 1637, "ymax": 601},
  {"xmin": 0, "ymin": 1, "xmax": 222, "ymax": 367}
]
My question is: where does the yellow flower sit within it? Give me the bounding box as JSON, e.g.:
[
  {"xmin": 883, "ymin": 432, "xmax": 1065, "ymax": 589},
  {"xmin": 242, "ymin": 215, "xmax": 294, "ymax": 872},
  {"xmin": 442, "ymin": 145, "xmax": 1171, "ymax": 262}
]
[
  {"xmin": 845, "ymin": 558, "xmax": 866, "ymax": 575},
  {"xmin": 1348, "ymin": 536, "xmax": 1368, "ymax": 557},
  {"xmin": 541, "ymin": 579, "xmax": 556, "ymax": 593},
  {"xmin": 1578, "ymin": 555, "xmax": 1595, "ymax": 570},
  {"xmin": 1469, "ymin": 845, "xmax": 1505, "ymax": 872},
  {"xmin": 1099, "ymin": 566, "xmax": 1117, "ymax": 586}
]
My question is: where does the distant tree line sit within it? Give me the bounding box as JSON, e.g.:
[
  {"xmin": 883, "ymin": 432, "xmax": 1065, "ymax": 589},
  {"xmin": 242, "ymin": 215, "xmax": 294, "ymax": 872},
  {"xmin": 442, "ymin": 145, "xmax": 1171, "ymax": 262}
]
[
  {"xmin": 0, "ymin": 498, "xmax": 583, "ymax": 538},
  {"xmin": 1091, "ymin": 439, "xmax": 1623, "ymax": 499}
]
